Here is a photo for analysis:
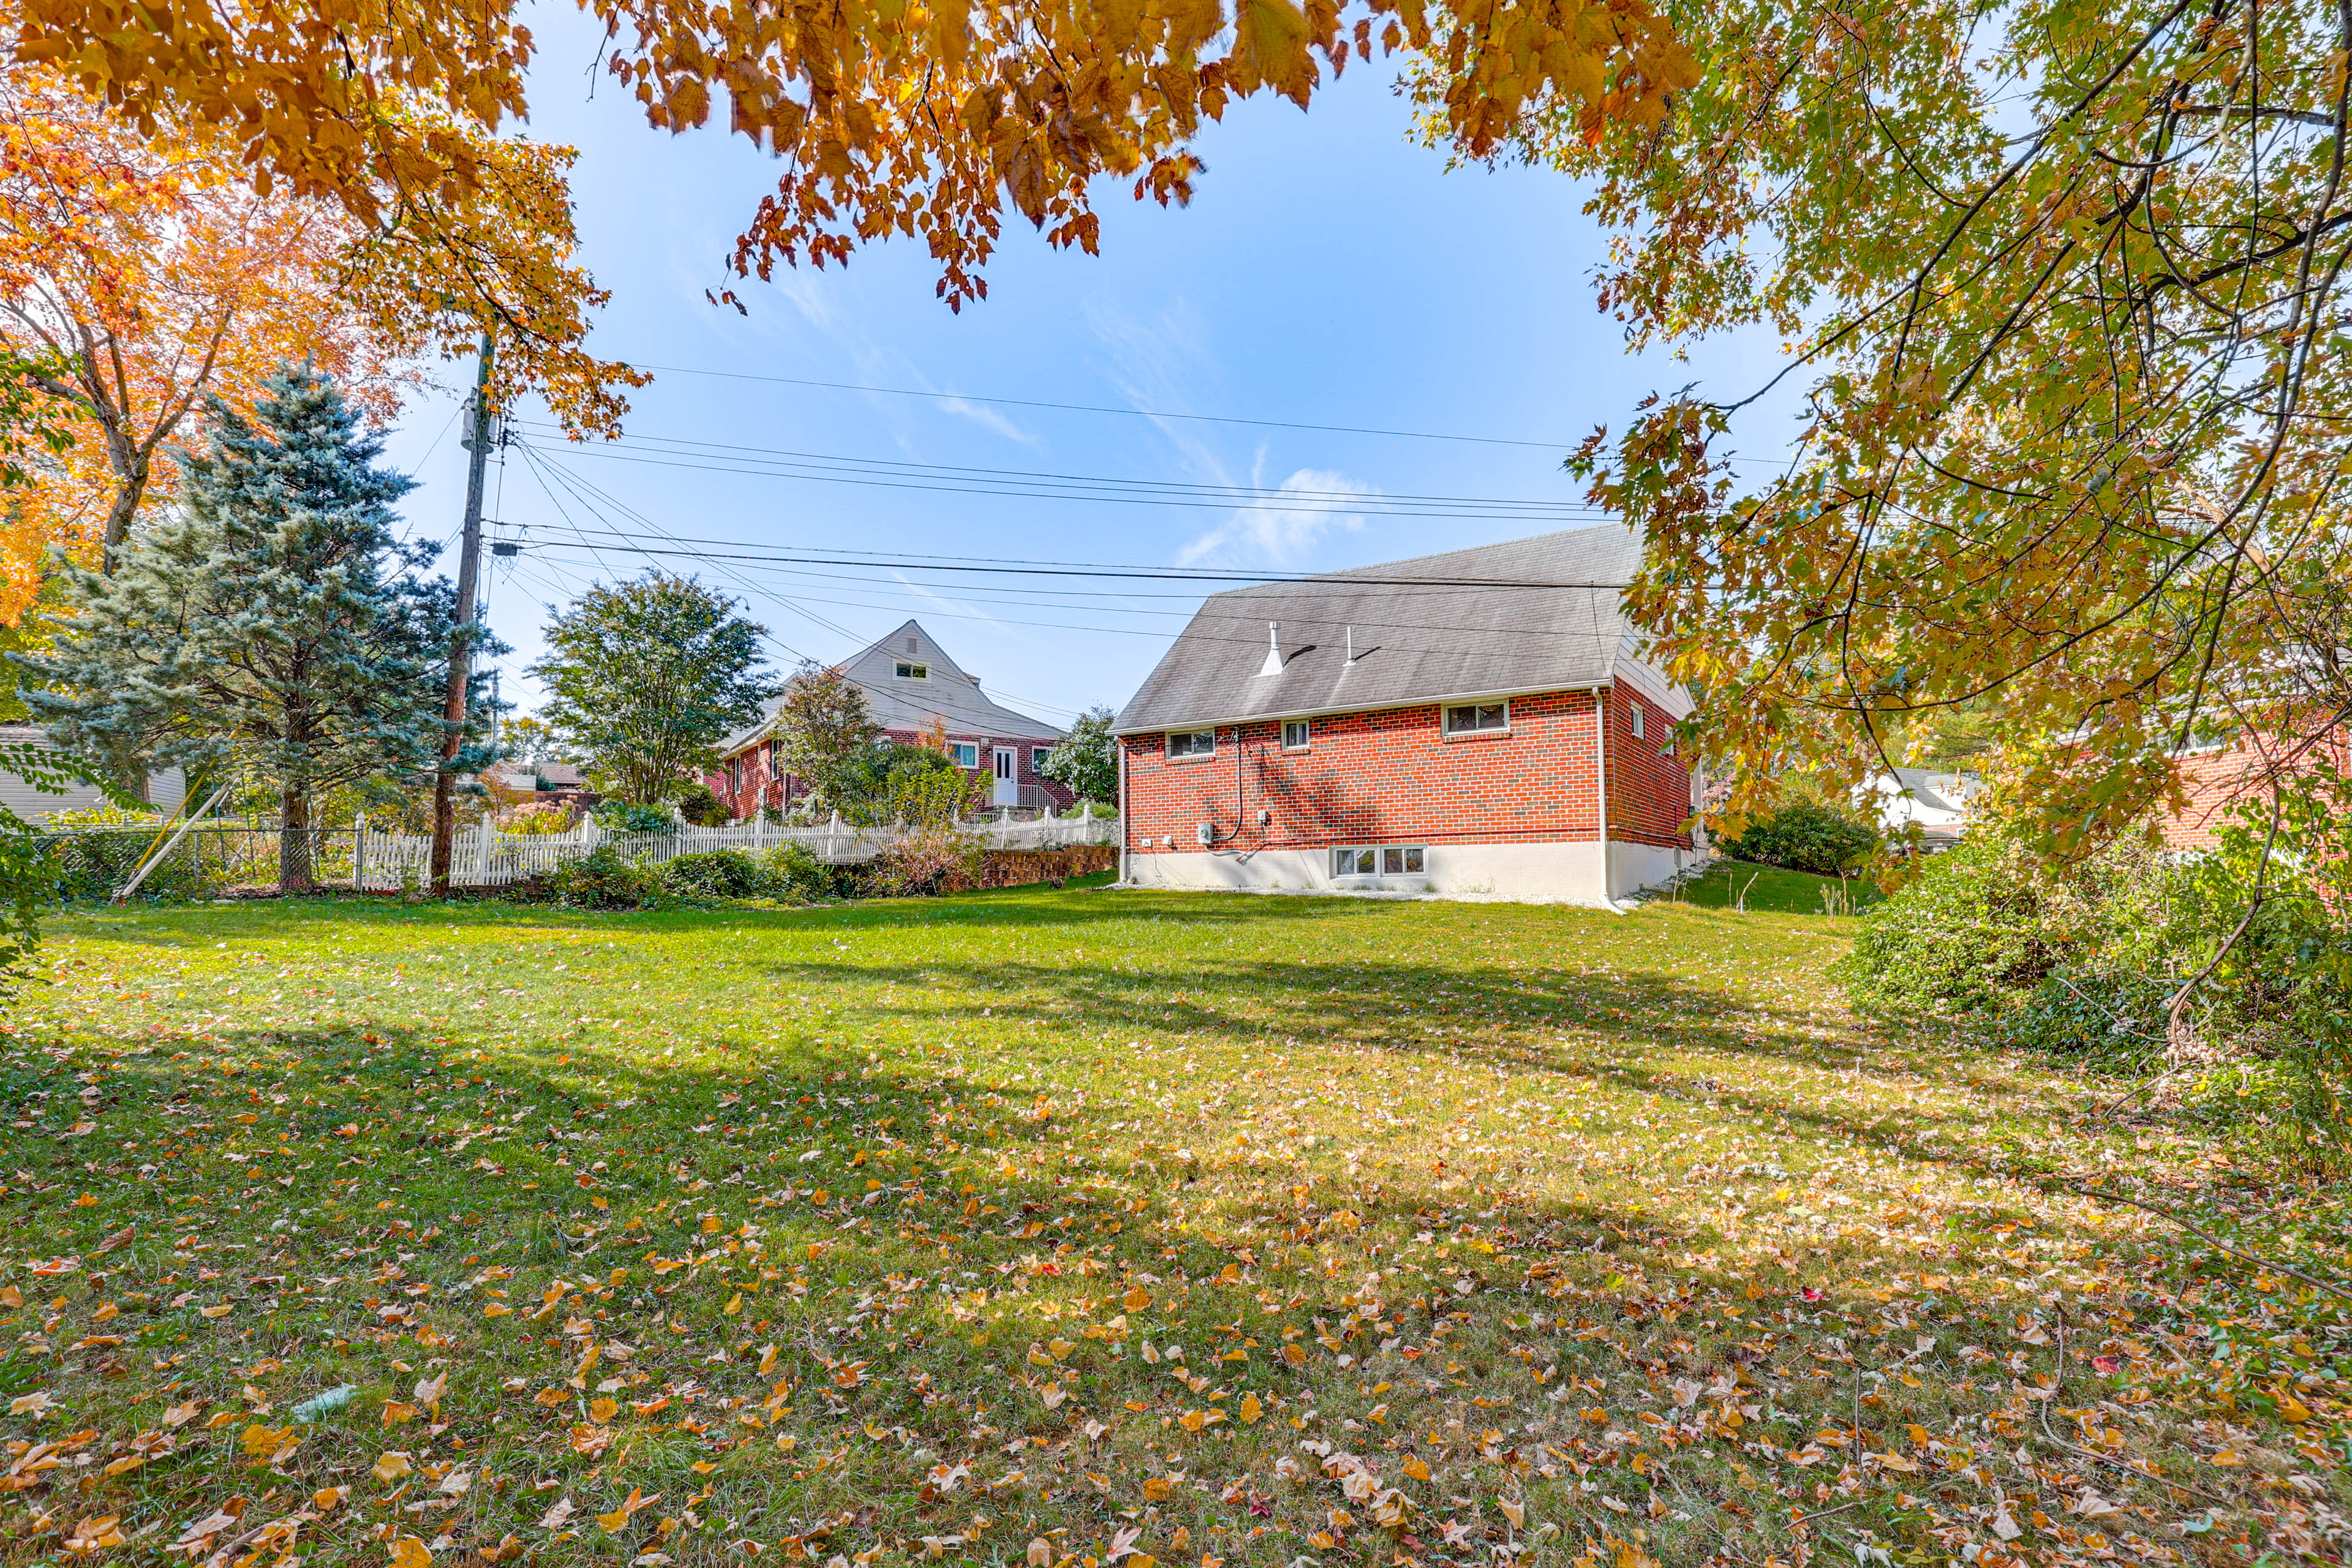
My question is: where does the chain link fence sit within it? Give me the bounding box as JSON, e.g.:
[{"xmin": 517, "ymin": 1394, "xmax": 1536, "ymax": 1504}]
[{"xmin": 38, "ymin": 826, "xmax": 363, "ymax": 901}]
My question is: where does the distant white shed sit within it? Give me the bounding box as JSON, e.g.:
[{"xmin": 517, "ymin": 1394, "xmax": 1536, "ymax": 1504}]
[{"xmin": 0, "ymin": 726, "xmax": 186, "ymax": 821}]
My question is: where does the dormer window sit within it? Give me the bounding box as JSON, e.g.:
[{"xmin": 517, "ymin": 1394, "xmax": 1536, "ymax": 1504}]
[{"xmin": 895, "ymin": 661, "xmax": 930, "ymax": 680}]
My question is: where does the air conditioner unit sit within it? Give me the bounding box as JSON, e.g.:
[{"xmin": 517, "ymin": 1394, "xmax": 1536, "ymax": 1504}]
[{"xmin": 1196, "ymin": 821, "xmax": 1216, "ymax": 846}]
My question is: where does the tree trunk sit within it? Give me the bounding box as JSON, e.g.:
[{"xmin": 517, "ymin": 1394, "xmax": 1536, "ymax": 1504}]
[
  {"xmin": 94, "ymin": 402, "xmax": 149, "ymax": 575},
  {"xmin": 279, "ymin": 783, "xmax": 315, "ymax": 895}
]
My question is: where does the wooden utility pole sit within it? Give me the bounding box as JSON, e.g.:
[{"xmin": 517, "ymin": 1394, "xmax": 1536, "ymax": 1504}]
[{"xmin": 430, "ymin": 331, "xmax": 495, "ymax": 896}]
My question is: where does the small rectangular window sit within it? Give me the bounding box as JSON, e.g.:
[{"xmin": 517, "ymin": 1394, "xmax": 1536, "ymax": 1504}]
[
  {"xmin": 1032, "ymin": 748, "xmax": 1050, "ymax": 769},
  {"xmin": 895, "ymin": 661, "xmax": 930, "ymax": 679},
  {"xmin": 1332, "ymin": 845, "xmax": 1425, "ymax": 877},
  {"xmin": 1167, "ymin": 729, "xmax": 1216, "ymax": 759},
  {"xmin": 1444, "ymin": 701, "xmax": 1509, "ymax": 735},
  {"xmin": 1281, "ymin": 720, "xmax": 1310, "ymax": 750},
  {"xmin": 1630, "ymin": 704, "xmax": 1645, "ymax": 741},
  {"xmin": 948, "ymin": 742, "xmax": 979, "ymax": 767}
]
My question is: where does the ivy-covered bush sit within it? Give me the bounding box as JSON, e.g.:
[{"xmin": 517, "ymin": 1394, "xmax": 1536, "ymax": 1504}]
[
  {"xmin": 1720, "ymin": 801, "xmax": 1879, "ymax": 876},
  {"xmin": 534, "ymin": 842, "xmax": 839, "ymax": 910},
  {"xmin": 1842, "ymin": 834, "xmax": 2123, "ymax": 1014},
  {"xmin": 1844, "ymin": 812, "xmax": 2352, "ymax": 1170}
]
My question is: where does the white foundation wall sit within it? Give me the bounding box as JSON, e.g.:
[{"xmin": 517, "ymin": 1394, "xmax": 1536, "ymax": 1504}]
[{"xmin": 1122, "ymin": 839, "xmax": 1704, "ymax": 907}]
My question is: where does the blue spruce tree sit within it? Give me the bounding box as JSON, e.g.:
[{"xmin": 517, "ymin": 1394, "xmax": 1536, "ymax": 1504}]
[{"xmin": 17, "ymin": 366, "xmax": 497, "ymax": 892}]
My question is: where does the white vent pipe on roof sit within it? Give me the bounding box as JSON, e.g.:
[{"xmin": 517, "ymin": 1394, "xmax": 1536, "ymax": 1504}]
[{"xmin": 1257, "ymin": 620, "xmax": 1284, "ymax": 677}]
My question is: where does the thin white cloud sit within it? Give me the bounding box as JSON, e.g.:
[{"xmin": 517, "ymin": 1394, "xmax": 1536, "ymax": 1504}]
[
  {"xmin": 1175, "ymin": 467, "xmax": 1378, "ymax": 567},
  {"xmin": 934, "ymin": 394, "xmax": 1037, "ymax": 445}
]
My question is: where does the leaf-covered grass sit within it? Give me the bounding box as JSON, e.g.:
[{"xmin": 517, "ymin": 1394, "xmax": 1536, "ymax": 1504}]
[{"xmin": 1, "ymin": 889, "xmax": 2343, "ymax": 1568}]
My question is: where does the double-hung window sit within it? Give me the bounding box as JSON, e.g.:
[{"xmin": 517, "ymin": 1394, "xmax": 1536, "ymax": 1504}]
[
  {"xmin": 1166, "ymin": 729, "xmax": 1216, "ymax": 759},
  {"xmin": 1443, "ymin": 701, "xmax": 1510, "ymax": 736}
]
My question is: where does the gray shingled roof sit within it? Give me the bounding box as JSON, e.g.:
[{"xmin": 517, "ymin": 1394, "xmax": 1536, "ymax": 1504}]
[
  {"xmin": 721, "ymin": 619, "xmax": 1062, "ymax": 755},
  {"xmin": 1114, "ymin": 527, "xmax": 1644, "ymax": 734}
]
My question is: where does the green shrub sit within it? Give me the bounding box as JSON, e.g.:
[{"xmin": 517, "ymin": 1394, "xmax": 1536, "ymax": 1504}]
[
  {"xmin": 542, "ymin": 845, "xmax": 682, "ymax": 910},
  {"xmin": 1841, "ymin": 835, "xmax": 2094, "ymax": 1013},
  {"xmin": 674, "ymin": 782, "xmax": 733, "ymax": 827},
  {"xmin": 1720, "ymin": 801, "xmax": 1878, "ymax": 876},
  {"xmin": 665, "ymin": 849, "xmax": 763, "ymax": 899},
  {"xmin": 1995, "ymin": 967, "xmax": 2170, "ymax": 1058},
  {"xmin": 592, "ymin": 799, "xmax": 674, "ymax": 834},
  {"xmin": 753, "ymin": 844, "xmax": 835, "ymax": 902}
]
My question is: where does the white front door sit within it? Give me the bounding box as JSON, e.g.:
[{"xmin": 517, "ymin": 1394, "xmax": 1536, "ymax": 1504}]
[{"xmin": 992, "ymin": 747, "xmax": 1019, "ymax": 807}]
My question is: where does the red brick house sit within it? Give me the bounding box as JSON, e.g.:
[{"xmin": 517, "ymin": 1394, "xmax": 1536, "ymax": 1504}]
[
  {"xmin": 2158, "ymin": 725, "xmax": 2351, "ymax": 850},
  {"xmin": 1112, "ymin": 527, "xmax": 1704, "ymax": 905},
  {"xmin": 707, "ymin": 619, "xmax": 1071, "ymax": 819}
]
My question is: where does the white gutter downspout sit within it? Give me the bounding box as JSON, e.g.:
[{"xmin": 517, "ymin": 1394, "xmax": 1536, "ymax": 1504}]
[
  {"xmin": 1117, "ymin": 737, "xmax": 1129, "ymax": 887},
  {"xmin": 1596, "ymin": 685, "xmax": 1628, "ymax": 913}
]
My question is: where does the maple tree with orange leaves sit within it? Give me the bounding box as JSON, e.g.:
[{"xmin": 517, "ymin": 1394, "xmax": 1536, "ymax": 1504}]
[
  {"xmin": 0, "ymin": 66, "xmax": 638, "ymax": 624},
  {"xmin": 13, "ymin": 0, "xmax": 1697, "ymax": 314}
]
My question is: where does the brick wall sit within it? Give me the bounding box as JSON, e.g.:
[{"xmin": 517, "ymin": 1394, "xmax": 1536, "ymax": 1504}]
[
  {"xmin": 1120, "ymin": 686, "xmax": 1691, "ymax": 855},
  {"xmin": 707, "ymin": 730, "xmax": 1071, "ymax": 820},
  {"xmin": 2159, "ymin": 728, "xmax": 2350, "ymax": 850}
]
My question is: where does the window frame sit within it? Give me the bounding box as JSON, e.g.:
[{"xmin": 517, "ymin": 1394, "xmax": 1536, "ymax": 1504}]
[
  {"xmin": 894, "ymin": 660, "xmax": 930, "ymax": 680},
  {"xmin": 1281, "ymin": 719, "xmax": 1311, "ymax": 752},
  {"xmin": 1166, "ymin": 729, "xmax": 1217, "ymax": 761},
  {"xmin": 1441, "ymin": 700, "xmax": 1512, "ymax": 738},
  {"xmin": 1329, "ymin": 843, "xmax": 1427, "ymax": 880},
  {"xmin": 1629, "ymin": 704, "xmax": 1646, "ymax": 741},
  {"xmin": 1031, "ymin": 747, "xmax": 1052, "ymax": 771},
  {"xmin": 947, "ymin": 741, "xmax": 980, "ymax": 769}
]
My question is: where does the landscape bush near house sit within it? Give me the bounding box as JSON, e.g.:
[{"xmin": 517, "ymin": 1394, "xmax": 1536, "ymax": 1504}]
[
  {"xmin": 1845, "ymin": 811, "xmax": 2352, "ymax": 1169},
  {"xmin": 1038, "ymin": 704, "xmax": 1118, "ymax": 808},
  {"xmin": 537, "ymin": 843, "xmax": 833, "ymax": 910},
  {"xmin": 590, "ymin": 799, "xmax": 675, "ymax": 834},
  {"xmin": 1718, "ymin": 799, "xmax": 1879, "ymax": 876}
]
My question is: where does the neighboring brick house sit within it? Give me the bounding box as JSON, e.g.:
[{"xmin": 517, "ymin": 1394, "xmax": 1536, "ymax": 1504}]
[
  {"xmin": 1112, "ymin": 527, "xmax": 1705, "ymax": 905},
  {"xmin": 707, "ymin": 619, "xmax": 1071, "ymax": 819},
  {"xmin": 2158, "ymin": 725, "xmax": 2351, "ymax": 850}
]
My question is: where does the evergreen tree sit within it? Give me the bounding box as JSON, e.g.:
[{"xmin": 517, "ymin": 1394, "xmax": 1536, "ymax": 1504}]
[
  {"xmin": 530, "ymin": 574, "xmax": 772, "ymax": 804},
  {"xmin": 14, "ymin": 366, "xmax": 491, "ymax": 892}
]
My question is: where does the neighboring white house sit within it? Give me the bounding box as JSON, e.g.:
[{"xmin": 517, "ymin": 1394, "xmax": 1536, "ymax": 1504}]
[
  {"xmin": 0, "ymin": 725, "xmax": 186, "ymax": 821},
  {"xmin": 1866, "ymin": 766, "xmax": 1980, "ymax": 845}
]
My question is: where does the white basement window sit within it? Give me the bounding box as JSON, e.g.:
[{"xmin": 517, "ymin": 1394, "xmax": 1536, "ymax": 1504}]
[
  {"xmin": 1331, "ymin": 845, "xmax": 1426, "ymax": 876},
  {"xmin": 1443, "ymin": 701, "xmax": 1509, "ymax": 736},
  {"xmin": 1166, "ymin": 729, "xmax": 1216, "ymax": 758},
  {"xmin": 948, "ymin": 742, "xmax": 979, "ymax": 767},
  {"xmin": 1281, "ymin": 720, "xmax": 1310, "ymax": 750}
]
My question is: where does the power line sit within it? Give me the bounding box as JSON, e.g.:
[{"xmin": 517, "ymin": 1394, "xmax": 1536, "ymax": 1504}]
[
  {"xmin": 602, "ymin": 363, "xmax": 1573, "ymax": 451},
  {"xmin": 508, "ymin": 435, "xmax": 1600, "ymax": 524},
  {"xmin": 518, "ymin": 451, "xmax": 1085, "ymax": 723},
  {"xmin": 508, "ymin": 420, "xmax": 1597, "ymax": 513}
]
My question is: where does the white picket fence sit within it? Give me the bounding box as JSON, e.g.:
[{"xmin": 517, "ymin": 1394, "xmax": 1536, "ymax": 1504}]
[{"xmin": 350, "ymin": 805, "xmax": 1117, "ymax": 891}]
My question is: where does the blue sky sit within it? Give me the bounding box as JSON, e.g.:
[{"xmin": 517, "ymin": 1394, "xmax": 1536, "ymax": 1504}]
[{"xmin": 382, "ymin": 12, "xmax": 1790, "ymax": 732}]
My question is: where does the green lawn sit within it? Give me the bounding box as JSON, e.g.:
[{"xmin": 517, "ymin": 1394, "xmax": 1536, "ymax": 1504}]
[
  {"xmin": 0, "ymin": 889, "xmax": 2339, "ymax": 1568},
  {"xmin": 1653, "ymin": 861, "xmax": 1877, "ymax": 918}
]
